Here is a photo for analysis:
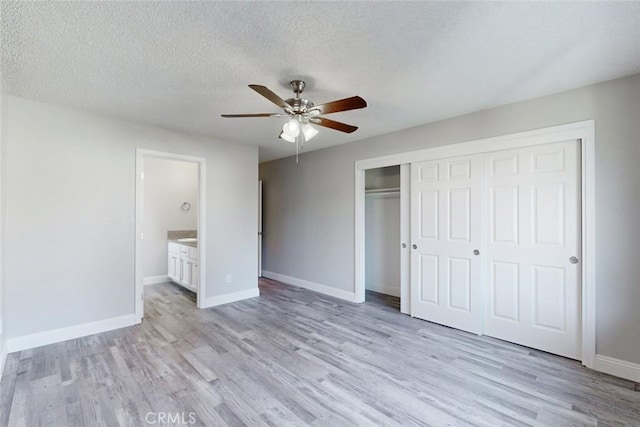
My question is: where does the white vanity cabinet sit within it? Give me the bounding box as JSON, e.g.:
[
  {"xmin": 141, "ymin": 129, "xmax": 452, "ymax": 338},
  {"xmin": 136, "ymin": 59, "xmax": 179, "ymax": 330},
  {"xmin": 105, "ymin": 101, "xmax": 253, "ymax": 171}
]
[
  {"xmin": 168, "ymin": 250, "xmax": 180, "ymax": 282},
  {"xmin": 168, "ymin": 242, "xmax": 199, "ymax": 292}
]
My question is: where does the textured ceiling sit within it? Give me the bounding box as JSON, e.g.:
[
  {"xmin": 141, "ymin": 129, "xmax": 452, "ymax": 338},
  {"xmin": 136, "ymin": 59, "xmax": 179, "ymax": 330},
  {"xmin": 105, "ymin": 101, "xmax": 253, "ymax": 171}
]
[{"xmin": 2, "ymin": 2, "xmax": 640, "ymax": 162}]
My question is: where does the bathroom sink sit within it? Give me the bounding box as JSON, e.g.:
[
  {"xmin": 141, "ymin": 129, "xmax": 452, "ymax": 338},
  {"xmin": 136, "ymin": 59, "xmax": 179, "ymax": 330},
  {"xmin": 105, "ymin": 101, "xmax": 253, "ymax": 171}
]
[{"xmin": 176, "ymin": 238, "xmax": 197, "ymax": 243}]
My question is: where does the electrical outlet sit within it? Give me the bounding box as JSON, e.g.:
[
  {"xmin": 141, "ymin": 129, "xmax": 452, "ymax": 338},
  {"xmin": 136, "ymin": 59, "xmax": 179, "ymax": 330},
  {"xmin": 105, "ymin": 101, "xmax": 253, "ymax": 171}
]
[{"xmin": 225, "ymin": 274, "xmax": 232, "ymax": 283}]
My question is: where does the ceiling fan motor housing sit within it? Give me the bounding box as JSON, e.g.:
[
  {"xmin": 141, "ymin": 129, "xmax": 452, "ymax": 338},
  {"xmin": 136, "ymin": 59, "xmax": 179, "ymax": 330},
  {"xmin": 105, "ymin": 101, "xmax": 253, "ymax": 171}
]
[
  {"xmin": 290, "ymin": 80, "xmax": 305, "ymax": 95},
  {"xmin": 286, "ymin": 80, "xmax": 313, "ymax": 113},
  {"xmin": 285, "ymin": 97, "xmax": 314, "ymax": 113}
]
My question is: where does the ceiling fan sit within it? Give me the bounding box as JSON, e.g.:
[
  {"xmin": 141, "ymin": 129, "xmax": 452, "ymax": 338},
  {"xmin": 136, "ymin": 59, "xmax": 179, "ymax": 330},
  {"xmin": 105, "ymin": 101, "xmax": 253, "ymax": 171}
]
[{"xmin": 221, "ymin": 80, "xmax": 367, "ymax": 159}]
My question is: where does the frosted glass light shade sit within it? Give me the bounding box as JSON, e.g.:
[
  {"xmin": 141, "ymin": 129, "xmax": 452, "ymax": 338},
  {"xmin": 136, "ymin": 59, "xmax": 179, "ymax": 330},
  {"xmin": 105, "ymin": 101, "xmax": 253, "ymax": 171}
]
[
  {"xmin": 279, "ymin": 131, "xmax": 296, "ymax": 143},
  {"xmin": 282, "ymin": 119, "xmax": 300, "ymax": 138},
  {"xmin": 302, "ymin": 124, "xmax": 319, "ymax": 141}
]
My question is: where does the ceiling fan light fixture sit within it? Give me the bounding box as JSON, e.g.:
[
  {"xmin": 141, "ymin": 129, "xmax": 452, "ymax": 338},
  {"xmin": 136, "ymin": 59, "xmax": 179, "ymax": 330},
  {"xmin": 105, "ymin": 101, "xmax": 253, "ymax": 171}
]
[
  {"xmin": 279, "ymin": 131, "xmax": 296, "ymax": 143},
  {"xmin": 282, "ymin": 118, "xmax": 300, "ymax": 138},
  {"xmin": 302, "ymin": 124, "xmax": 319, "ymax": 141}
]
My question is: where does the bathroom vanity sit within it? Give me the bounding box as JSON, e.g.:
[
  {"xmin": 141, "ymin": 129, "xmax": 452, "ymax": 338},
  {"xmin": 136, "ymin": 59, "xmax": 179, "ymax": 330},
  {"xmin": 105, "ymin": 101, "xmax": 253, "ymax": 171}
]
[{"xmin": 167, "ymin": 239, "xmax": 199, "ymax": 293}]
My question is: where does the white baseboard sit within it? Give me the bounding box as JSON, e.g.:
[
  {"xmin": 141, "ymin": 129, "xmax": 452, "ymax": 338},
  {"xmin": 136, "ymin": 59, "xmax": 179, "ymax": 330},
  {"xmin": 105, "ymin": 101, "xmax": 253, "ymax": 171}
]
[
  {"xmin": 6, "ymin": 314, "xmax": 139, "ymax": 353},
  {"xmin": 202, "ymin": 288, "xmax": 260, "ymax": 308},
  {"xmin": 0, "ymin": 335, "xmax": 6, "ymax": 381},
  {"xmin": 262, "ymin": 270, "xmax": 358, "ymax": 302},
  {"xmin": 595, "ymin": 354, "xmax": 640, "ymax": 383},
  {"xmin": 144, "ymin": 275, "xmax": 170, "ymax": 285}
]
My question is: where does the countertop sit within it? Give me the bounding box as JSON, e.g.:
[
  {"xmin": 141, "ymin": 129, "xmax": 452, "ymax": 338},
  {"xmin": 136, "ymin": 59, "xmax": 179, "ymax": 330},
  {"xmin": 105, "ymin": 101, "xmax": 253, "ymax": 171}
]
[{"xmin": 167, "ymin": 239, "xmax": 197, "ymax": 248}]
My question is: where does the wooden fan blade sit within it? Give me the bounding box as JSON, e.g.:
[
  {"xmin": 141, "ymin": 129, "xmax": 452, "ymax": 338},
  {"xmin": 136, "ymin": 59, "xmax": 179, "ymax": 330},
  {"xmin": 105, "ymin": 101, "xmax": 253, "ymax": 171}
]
[
  {"xmin": 248, "ymin": 85, "xmax": 292, "ymax": 111},
  {"xmin": 221, "ymin": 113, "xmax": 283, "ymax": 118},
  {"xmin": 310, "ymin": 117, "xmax": 358, "ymax": 133},
  {"xmin": 311, "ymin": 96, "xmax": 367, "ymax": 115}
]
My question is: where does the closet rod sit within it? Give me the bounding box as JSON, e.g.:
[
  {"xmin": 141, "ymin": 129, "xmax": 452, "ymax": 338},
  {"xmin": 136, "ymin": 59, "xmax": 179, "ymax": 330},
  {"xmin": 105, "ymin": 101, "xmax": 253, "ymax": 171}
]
[{"xmin": 365, "ymin": 187, "xmax": 401, "ymax": 196}]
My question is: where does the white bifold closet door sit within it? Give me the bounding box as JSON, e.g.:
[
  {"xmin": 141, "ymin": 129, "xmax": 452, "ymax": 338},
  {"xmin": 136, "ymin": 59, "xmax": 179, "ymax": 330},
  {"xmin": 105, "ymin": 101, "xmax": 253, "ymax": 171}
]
[
  {"xmin": 410, "ymin": 140, "xmax": 581, "ymax": 359},
  {"xmin": 410, "ymin": 155, "xmax": 483, "ymax": 334},
  {"xmin": 483, "ymin": 140, "xmax": 581, "ymax": 359}
]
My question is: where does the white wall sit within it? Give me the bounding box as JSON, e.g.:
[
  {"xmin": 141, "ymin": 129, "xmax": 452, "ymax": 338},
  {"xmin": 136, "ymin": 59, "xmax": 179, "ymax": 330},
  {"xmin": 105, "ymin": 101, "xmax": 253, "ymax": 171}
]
[
  {"xmin": 3, "ymin": 96, "xmax": 258, "ymax": 339},
  {"xmin": 142, "ymin": 158, "xmax": 198, "ymax": 279},
  {"xmin": 260, "ymin": 72, "xmax": 640, "ymax": 366},
  {"xmin": 365, "ymin": 194, "xmax": 400, "ymax": 297}
]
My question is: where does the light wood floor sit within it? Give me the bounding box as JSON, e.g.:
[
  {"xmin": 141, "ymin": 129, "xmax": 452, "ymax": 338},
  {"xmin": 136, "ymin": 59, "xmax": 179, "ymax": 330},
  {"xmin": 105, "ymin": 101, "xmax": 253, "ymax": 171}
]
[{"xmin": 2, "ymin": 278, "xmax": 639, "ymax": 426}]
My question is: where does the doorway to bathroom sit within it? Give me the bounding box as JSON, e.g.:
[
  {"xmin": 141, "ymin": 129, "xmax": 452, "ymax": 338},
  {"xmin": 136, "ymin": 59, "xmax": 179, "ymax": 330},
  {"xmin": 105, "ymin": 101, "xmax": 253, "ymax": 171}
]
[{"xmin": 134, "ymin": 149, "xmax": 207, "ymax": 321}]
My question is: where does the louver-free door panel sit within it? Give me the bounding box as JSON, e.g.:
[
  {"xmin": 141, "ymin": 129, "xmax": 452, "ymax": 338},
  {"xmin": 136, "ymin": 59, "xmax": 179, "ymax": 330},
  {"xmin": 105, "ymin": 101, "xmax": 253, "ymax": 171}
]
[
  {"xmin": 410, "ymin": 155, "xmax": 482, "ymax": 334},
  {"xmin": 483, "ymin": 140, "xmax": 581, "ymax": 359}
]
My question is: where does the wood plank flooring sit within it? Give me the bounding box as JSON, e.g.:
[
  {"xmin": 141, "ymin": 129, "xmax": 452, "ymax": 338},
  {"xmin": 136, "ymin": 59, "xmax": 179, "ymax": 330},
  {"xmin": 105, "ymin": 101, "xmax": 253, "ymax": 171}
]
[
  {"xmin": 1, "ymin": 278, "xmax": 640, "ymax": 426},
  {"xmin": 366, "ymin": 289, "xmax": 401, "ymax": 311}
]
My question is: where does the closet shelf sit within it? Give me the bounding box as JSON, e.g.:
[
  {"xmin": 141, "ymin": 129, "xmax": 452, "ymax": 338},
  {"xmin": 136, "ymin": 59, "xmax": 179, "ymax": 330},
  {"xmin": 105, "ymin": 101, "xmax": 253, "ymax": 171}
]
[{"xmin": 365, "ymin": 187, "xmax": 401, "ymax": 196}]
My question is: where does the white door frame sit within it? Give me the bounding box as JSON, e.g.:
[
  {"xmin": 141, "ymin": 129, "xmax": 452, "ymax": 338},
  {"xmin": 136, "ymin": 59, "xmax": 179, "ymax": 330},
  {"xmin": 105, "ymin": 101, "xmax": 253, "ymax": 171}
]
[
  {"xmin": 135, "ymin": 149, "xmax": 207, "ymax": 321},
  {"xmin": 354, "ymin": 120, "xmax": 596, "ymax": 368},
  {"xmin": 258, "ymin": 180, "xmax": 263, "ymax": 278},
  {"xmin": 399, "ymin": 164, "xmax": 411, "ymax": 314}
]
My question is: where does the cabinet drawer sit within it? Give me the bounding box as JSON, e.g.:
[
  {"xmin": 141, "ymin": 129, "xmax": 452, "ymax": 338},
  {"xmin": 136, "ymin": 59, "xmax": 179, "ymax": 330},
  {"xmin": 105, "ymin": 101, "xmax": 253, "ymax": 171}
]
[
  {"xmin": 168, "ymin": 242, "xmax": 180, "ymax": 255},
  {"xmin": 179, "ymin": 246, "xmax": 190, "ymax": 256},
  {"xmin": 189, "ymin": 247, "xmax": 198, "ymax": 260}
]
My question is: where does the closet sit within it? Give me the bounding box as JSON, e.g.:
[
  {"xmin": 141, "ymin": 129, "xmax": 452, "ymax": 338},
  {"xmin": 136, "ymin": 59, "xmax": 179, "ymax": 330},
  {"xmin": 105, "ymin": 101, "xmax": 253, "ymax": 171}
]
[
  {"xmin": 410, "ymin": 139, "xmax": 581, "ymax": 359},
  {"xmin": 365, "ymin": 166, "xmax": 401, "ymax": 305}
]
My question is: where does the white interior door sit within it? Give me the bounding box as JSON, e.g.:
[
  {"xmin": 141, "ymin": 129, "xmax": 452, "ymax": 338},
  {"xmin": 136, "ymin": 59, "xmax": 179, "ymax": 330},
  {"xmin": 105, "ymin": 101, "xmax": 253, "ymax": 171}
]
[
  {"xmin": 410, "ymin": 155, "xmax": 482, "ymax": 334},
  {"xmin": 483, "ymin": 140, "xmax": 581, "ymax": 359}
]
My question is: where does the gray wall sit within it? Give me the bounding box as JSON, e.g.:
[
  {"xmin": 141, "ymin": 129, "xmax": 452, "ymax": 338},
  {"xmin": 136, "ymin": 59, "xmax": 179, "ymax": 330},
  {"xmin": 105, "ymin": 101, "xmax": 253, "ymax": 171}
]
[
  {"xmin": 4, "ymin": 96, "xmax": 258, "ymax": 339},
  {"xmin": 260, "ymin": 72, "xmax": 640, "ymax": 364}
]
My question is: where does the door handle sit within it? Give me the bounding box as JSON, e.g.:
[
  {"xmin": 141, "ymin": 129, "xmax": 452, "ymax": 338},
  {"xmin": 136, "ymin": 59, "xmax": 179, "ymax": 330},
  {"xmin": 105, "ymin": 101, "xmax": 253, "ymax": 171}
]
[
  {"xmin": 402, "ymin": 243, "xmax": 407, "ymax": 248},
  {"xmin": 473, "ymin": 249, "xmax": 480, "ymax": 256},
  {"xmin": 569, "ymin": 256, "xmax": 579, "ymax": 264},
  {"xmin": 412, "ymin": 244, "xmax": 417, "ymax": 250}
]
